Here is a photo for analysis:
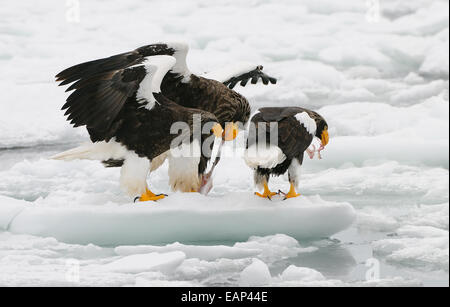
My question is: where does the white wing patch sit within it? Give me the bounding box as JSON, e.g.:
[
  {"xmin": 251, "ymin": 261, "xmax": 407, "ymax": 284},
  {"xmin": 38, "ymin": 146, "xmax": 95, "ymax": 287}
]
[
  {"xmin": 165, "ymin": 42, "xmax": 191, "ymax": 83},
  {"xmin": 136, "ymin": 55, "xmax": 177, "ymax": 110},
  {"xmin": 295, "ymin": 112, "xmax": 317, "ymax": 135},
  {"xmin": 136, "ymin": 65, "xmax": 158, "ymax": 109}
]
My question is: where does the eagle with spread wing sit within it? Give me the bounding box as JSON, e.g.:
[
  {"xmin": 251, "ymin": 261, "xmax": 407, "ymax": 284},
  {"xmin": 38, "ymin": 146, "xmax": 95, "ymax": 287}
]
[
  {"xmin": 52, "ymin": 55, "xmax": 224, "ymax": 201},
  {"xmin": 52, "ymin": 42, "xmax": 277, "ymax": 199}
]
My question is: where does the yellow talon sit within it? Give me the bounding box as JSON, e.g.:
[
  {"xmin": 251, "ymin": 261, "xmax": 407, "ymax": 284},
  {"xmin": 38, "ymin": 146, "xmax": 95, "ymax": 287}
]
[
  {"xmin": 138, "ymin": 188, "xmax": 166, "ymax": 202},
  {"xmin": 283, "ymin": 183, "xmax": 301, "ymax": 199},
  {"xmin": 255, "ymin": 182, "xmax": 278, "ymax": 199}
]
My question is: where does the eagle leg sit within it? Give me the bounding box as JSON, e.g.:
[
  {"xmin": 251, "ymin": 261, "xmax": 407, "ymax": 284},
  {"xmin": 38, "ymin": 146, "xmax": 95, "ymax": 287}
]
[
  {"xmin": 306, "ymin": 145, "xmax": 316, "ymax": 159},
  {"xmin": 255, "ymin": 182, "xmax": 278, "ymax": 200},
  {"xmin": 137, "ymin": 188, "xmax": 167, "ymax": 202},
  {"xmin": 281, "ymin": 182, "xmax": 301, "ymax": 200}
]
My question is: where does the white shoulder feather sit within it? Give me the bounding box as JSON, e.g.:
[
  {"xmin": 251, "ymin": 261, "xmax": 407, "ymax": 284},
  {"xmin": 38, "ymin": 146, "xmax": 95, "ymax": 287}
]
[{"xmin": 136, "ymin": 55, "xmax": 176, "ymax": 110}]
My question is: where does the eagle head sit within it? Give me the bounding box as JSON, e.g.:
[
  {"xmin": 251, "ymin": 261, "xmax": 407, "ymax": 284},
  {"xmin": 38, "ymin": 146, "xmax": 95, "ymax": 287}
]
[{"xmin": 315, "ymin": 119, "xmax": 329, "ymax": 147}]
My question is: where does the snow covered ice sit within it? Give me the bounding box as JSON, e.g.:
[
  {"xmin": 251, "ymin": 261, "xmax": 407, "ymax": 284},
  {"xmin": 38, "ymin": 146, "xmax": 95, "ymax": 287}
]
[
  {"xmin": 0, "ymin": 192, "xmax": 355, "ymax": 246},
  {"xmin": 0, "ymin": 0, "xmax": 449, "ymax": 287}
]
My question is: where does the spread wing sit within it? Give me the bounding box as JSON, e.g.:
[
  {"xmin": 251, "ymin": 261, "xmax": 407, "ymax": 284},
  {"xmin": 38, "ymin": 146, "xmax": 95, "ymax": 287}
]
[
  {"xmin": 57, "ymin": 54, "xmax": 177, "ymax": 142},
  {"xmin": 56, "ymin": 44, "xmax": 178, "ymax": 86},
  {"xmin": 203, "ymin": 63, "xmax": 277, "ymax": 89},
  {"xmin": 62, "ymin": 66, "xmax": 147, "ymax": 130}
]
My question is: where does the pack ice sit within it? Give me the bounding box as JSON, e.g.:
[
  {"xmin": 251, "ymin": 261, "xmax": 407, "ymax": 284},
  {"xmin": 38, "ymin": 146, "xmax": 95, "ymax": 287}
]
[
  {"xmin": 0, "ymin": 0, "xmax": 448, "ymax": 287},
  {"xmin": 0, "ymin": 192, "xmax": 355, "ymax": 246}
]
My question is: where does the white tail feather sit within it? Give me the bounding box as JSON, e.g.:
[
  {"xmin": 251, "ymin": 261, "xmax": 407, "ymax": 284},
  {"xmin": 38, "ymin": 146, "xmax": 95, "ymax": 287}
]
[
  {"xmin": 51, "ymin": 141, "xmax": 151, "ymax": 198},
  {"xmin": 50, "ymin": 141, "xmax": 128, "ymax": 161}
]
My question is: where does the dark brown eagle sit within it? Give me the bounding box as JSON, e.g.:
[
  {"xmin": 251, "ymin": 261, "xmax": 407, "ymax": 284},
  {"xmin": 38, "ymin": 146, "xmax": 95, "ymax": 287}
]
[
  {"xmin": 52, "ymin": 56, "xmax": 224, "ymax": 201},
  {"xmin": 244, "ymin": 107, "xmax": 329, "ymax": 200}
]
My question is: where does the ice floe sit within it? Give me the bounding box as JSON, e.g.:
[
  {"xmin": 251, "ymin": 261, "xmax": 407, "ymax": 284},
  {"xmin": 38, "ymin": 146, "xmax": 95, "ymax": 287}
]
[{"xmin": 0, "ymin": 193, "xmax": 355, "ymax": 246}]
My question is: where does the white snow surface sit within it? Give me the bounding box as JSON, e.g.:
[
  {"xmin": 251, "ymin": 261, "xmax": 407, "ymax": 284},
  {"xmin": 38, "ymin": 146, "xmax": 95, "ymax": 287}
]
[
  {"xmin": 0, "ymin": 192, "xmax": 355, "ymax": 246},
  {"xmin": 0, "ymin": 0, "xmax": 448, "ymax": 287}
]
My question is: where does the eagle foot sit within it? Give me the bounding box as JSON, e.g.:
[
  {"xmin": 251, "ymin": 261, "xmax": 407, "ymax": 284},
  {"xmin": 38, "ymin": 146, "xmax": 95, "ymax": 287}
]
[
  {"xmin": 279, "ymin": 185, "xmax": 301, "ymax": 200},
  {"xmin": 135, "ymin": 188, "xmax": 167, "ymax": 202},
  {"xmin": 255, "ymin": 182, "xmax": 280, "ymax": 200},
  {"xmin": 255, "ymin": 191, "xmax": 279, "ymax": 200},
  {"xmin": 225, "ymin": 66, "xmax": 277, "ymax": 89},
  {"xmin": 281, "ymin": 192, "xmax": 301, "ymax": 200}
]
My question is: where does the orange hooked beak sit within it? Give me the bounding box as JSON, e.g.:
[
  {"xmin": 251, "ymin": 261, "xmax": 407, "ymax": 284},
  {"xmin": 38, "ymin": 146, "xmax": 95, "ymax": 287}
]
[
  {"xmin": 211, "ymin": 123, "xmax": 224, "ymax": 138},
  {"xmin": 223, "ymin": 122, "xmax": 239, "ymax": 141},
  {"xmin": 321, "ymin": 128, "xmax": 329, "ymax": 147}
]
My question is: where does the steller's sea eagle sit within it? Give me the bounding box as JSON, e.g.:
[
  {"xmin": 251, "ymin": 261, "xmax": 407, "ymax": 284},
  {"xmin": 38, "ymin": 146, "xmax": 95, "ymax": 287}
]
[
  {"xmin": 54, "ymin": 42, "xmax": 277, "ymax": 194},
  {"xmin": 52, "ymin": 55, "xmax": 224, "ymax": 202},
  {"xmin": 243, "ymin": 107, "xmax": 329, "ymax": 200}
]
